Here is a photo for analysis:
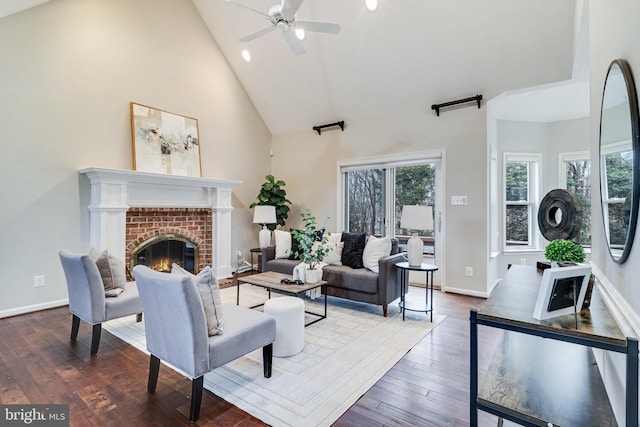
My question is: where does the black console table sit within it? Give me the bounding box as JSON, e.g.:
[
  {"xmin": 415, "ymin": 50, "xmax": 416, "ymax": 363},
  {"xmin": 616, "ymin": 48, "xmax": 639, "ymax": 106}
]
[{"xmin": 470, "ymin": 265, "xmax": 638, "ymax": 426}]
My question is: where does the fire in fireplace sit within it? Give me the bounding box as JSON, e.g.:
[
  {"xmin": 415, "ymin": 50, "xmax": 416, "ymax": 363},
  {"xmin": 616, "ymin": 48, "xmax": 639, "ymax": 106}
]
[{"xmin": 130, "ymin": 234, "xmax": 198, "ymax": 275}]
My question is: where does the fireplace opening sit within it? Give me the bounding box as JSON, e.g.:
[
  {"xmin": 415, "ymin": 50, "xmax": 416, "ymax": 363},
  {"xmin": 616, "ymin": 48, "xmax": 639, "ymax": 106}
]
[{"xmin": 130, "ymin": 234, "xmax": 199, "ymax": 275}]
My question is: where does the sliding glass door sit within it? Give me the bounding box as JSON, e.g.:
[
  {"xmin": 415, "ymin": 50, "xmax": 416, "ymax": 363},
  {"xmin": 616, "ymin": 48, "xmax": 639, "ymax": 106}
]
[
  {"xmin": 345, "ymin": 169, "xmax": 385, "ymax": 235},
  {"xmin": 341, "ymin": 155, "xmax": 442, "ymax": 284},
  {"xmin": 394, "ymin": 164, "xmax": 436, "ymax": 237}
]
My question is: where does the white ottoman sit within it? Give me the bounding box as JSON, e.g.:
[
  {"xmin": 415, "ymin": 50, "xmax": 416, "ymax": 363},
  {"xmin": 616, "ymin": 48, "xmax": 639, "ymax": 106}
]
[{"xmin": 263, "ymin": 296, "xmax": 305, "ymax": 357}]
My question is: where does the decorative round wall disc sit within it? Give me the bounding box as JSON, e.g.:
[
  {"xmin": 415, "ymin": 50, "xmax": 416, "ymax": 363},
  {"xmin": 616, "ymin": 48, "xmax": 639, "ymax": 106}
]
[{"xmin": 537, "ymin": 189, "xmax": 582, "ymax": 241}]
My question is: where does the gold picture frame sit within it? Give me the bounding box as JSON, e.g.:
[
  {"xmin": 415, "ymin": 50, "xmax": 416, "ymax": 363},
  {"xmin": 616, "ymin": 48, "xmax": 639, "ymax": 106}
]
[{"xmin": 130, "ymin": 102, "xmax": 202, "ymax": 177}]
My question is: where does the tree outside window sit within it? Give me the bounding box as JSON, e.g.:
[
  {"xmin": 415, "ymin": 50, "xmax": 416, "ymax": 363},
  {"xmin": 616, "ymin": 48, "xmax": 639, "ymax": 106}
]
[
  {"xmin": 395, "ymin": 165, "xmax": 435, "ymax": 237},
  {"xmin": 346, "ymin": 169, "xmax": 384, "ymax": 235},
  {"xmin": 564, "ymin": 159, "xmax": 591, "ymax": 246},
  {"xmin": 505, "ymin": 161, "xmax": 531, "ymax": 247},
  {"xmin": 345, "ymin": 164, "xmax": 435, "ymax": 238},
  {"xmin": 602, "ymin": 151, "xmax": 633, "ymax": 247}
]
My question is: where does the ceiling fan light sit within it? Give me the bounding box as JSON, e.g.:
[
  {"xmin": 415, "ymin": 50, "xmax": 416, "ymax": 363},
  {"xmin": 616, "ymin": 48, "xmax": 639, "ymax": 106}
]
[
  {"xmin": 295, "ymin": 27, "xmax": 305, "ymax": 40},
  {"xmin": 241, "ymin": 49, "xmax": 251, "ymax": 62},
  {"xmin": 365, "ymin": 0, "xmax": 378, "ymax": 11}
]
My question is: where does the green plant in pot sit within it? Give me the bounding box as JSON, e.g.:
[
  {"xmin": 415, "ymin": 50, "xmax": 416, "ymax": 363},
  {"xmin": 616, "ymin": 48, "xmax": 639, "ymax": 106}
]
[
  {"xmin": 544, "ymin": 239, "xmax": 586, "ymax": 266},
  {"xmin": 249, "ymin": 175, "xmax": 291, "ymax": 230},
  {"xmin": 291, "ymin": 208, "xmax": 330, "ymax": 283}
]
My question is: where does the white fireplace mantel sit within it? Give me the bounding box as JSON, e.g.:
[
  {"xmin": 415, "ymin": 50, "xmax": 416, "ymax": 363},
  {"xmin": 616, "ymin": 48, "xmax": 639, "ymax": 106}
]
[{"xmin": 79, "ymin": 167, "xmax": 242, "ymax": 278}]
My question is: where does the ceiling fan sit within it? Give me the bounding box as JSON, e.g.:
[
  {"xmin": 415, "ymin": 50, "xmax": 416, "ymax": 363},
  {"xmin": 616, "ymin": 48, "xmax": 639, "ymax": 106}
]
[{"xmin": 225, "ymin": 0, "xmax": 341, "ymax": 56}]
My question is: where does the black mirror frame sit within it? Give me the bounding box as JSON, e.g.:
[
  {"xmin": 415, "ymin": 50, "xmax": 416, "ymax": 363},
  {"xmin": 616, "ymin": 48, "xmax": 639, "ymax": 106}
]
[{"xmin": 599, "ymin": 59, "xmax": 640, "ymax": 264}]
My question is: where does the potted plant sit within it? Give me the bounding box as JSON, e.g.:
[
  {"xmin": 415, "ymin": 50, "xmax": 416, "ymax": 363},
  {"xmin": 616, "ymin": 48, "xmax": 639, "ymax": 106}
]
[
  {"xmin": 543, "ymin": 239, "xmax": 586, "ymax": 267},
  {"xmin": 291, "ymin": 208, "xmax": 330, "ymax": 283},
  {"xmin": 542, "ymin": 239, "xmax": 595, "ymax": 309},
  {"xmin": 250, "ymin": 175, "xmax": 291, "ymax": 230}
]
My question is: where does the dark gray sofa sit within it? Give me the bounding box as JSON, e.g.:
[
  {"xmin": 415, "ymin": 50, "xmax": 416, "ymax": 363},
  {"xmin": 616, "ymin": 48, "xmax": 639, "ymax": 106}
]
[{"xmin": 261, "ymin": 237, "xmax": 405, "ymax": 316}]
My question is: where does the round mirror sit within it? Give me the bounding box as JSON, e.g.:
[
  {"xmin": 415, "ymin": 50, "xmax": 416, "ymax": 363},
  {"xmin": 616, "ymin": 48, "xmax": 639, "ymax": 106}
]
[{"xmin": 599, "ymin": 59, "xmax": 640, "ymax": 264}]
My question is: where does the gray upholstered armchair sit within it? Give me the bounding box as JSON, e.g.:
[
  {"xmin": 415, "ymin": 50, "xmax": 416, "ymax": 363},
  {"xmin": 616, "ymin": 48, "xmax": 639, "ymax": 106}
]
[
  {"xmin": 59, "ymin": 250, "xmax": 143, "ymax": 355},
  {"xmin": 133, "ymin": 265, "xmax": 276, "ymax": 423}
]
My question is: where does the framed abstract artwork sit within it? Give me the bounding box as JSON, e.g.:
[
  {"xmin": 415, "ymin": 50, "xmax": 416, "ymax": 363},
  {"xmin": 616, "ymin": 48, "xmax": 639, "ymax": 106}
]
[
  {"xmin": 130, "ymin": 102, "xmax": 202, "ymax": 177},
  {"xmin": 533, "ymin": 265, "xmax": 592, "ymax": 320}
]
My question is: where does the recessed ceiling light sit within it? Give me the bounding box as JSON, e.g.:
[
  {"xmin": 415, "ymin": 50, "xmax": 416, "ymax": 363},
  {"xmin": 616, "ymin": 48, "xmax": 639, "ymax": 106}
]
[
  {"xmin": 365, "ymin": 0, "xmax": 377, "ymax": 11},
  {"xmin": 295, "ymin": 27, "xmax": 305, "ymax": 40},
  {"xmin": 241, "ymin": 49, "xmax": 251, "ymax": 62}
]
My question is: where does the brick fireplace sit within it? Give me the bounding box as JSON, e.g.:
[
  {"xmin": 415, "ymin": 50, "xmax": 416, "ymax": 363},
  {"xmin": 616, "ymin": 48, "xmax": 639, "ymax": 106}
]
[
  {"xmin": 80, "ymin": 168, "xmax": 241, "ymax": 279},
  {"xmin": 126, "ymin": 207, "xmax": 211, "ymax": 275}
]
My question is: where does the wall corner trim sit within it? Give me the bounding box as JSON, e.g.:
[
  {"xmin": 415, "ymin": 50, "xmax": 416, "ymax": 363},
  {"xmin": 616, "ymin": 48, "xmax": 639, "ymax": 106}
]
[{"xmin": 591, "ymin": 263, "xmax": 640, "ymax": 339}]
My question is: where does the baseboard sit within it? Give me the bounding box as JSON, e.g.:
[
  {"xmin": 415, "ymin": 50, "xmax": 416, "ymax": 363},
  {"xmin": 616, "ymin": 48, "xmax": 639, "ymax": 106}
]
[
  {"xmin": 442, "ymin": 286, "xmax": 490, "ymax": 298},
  {"xmin": 0, "ymin": 299, "xmax": 69, "ymax": 319}
]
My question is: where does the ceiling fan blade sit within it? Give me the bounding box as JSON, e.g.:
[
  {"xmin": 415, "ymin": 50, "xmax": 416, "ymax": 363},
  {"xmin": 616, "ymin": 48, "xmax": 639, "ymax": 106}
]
[
  {"xmin": 239, "ymin": 25, "xmax": 276, "ymax": 42},
  {"xmin": 295, "ymin": 20, "xmax": 341, "ymax": 34},
  {"xmin": 225, "ymin": 0, "xmax": 272, "ymax": 19},
  {"xmin": 281, "ymin": 27, "xmax": 305, "ymax": 56},
  {"xmin": 282, "ymin": 0, "xmax": 304, "ymax": 19}
]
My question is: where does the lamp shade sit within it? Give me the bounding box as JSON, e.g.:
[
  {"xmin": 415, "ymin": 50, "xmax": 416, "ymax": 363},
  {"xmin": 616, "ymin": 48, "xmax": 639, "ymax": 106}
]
[
  {"xmin": 253, "ymin": 205, "xmax": 276, "ymax": 224},
  {"xmin": 401, "ymin": 205, "xmax": 434, "ymax": 267},
  {"xmin": 400, "ymin": 205, "xmax": 433, "ymax": 231}
]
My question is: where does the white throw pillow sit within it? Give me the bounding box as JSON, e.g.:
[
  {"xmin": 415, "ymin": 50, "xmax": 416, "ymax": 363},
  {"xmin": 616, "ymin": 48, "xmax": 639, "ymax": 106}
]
[
  {"xmin": 171, "ymin": 264, "xmax": 224, "ymax": 336},
  {"xmin": 274, "ymin": 229, "xmax": 292, "ymax": 259},
  {"xmin": 328, "ymin": 232, "xmax": 342, "ymax": 246},
  {"xmin": 322, "ymin": 234, "xmax": 344, "ymax": 265},
  {"xmin": 324, "ymin": 242, "xmax": 344, "ymax": 265},
  {"xmin": 362, "ymin": 235, "xmax": 392, "ymax": 273}
]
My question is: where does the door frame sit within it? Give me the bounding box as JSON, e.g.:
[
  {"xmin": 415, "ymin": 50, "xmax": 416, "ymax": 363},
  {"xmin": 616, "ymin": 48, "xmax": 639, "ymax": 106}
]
[{"xmin": 336, "ymin": 149, "xmax": 446, "ymax": 290}]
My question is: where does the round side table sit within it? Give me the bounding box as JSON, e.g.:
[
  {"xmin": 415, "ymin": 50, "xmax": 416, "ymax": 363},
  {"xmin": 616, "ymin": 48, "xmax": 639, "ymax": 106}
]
[
  {"xmin": 249, "ymin": 248, "xmax": 261, "ymax": 273},
  {"xmin": 396, "ymin": 261, "xmax": 438, "ymax": 321}
]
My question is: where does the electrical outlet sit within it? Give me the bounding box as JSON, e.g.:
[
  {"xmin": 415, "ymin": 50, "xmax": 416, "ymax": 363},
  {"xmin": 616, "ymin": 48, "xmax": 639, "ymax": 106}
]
[
  {"xmin": 236, "ymin": 250, "xmax": 242, "ymax": 262},
  {"xmin": 520, "ymin": 258, "xmax": 527, "ymax": 265},
  {"xmin": 34, "ymin": 275, "xmax": 46, "ymax": 288},
  {"xmin": 465, "ymin": 266, "xmax": 473, "ymax": 277}
]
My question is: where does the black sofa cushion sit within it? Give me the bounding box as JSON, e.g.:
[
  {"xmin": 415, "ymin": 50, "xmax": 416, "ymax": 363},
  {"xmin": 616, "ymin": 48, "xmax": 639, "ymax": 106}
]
[
  {"xmin": 288, "ymin": 229, "xmax": 302, "ymax": 260},
  {"xmin": 340, "ymin": 232, "xmax": 367, "ymax": 269}
]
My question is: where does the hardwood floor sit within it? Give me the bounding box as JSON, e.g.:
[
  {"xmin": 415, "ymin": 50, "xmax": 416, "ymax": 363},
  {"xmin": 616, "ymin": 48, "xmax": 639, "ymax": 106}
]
[{"xmin": 0, "ymin": 288, "xmax": 508, "ymax": 426}]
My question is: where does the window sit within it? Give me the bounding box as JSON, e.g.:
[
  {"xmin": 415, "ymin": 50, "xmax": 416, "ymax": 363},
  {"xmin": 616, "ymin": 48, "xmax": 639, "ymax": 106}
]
[
  {"xmin": 559, "ymin": 152, "xmax": 591, "ymax": 246},
  {"xmin": 504, "ymin": 153, "xmax": 540, "ymax": 250},
  {"xmin": 344, "ymin": 169, "xmax": 385, "ymax": 235},
  {"xmin": 340, "ymin": 154, "xmax": 440, "ymax": 241},
  {"xmin": 394, "ymin": 165, "xmax": 436, "ymax": 238},
  {"xmin": 600, "ymin": 143, "xmax": 633, "ymax": 250},
  {"xmin": 343, "ymin": 164, "xmax": 436, "ymax": 237}
]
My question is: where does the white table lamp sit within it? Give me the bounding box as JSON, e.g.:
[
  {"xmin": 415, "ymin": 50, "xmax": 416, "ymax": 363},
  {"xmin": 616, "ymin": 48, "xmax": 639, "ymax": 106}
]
[
  {"xmin": 400, "ymin": 205, "xmax": 434, "ymax": 267},
  {"xmin": 253, "ymin": 205, "xmax": 277, "ymax": 248}
]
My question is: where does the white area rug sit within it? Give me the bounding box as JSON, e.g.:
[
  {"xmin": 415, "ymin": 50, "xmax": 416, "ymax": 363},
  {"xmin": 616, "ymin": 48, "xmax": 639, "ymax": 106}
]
[{"xmin": 104, "ymin": 284, "xmax": 445, "ymax": 427}]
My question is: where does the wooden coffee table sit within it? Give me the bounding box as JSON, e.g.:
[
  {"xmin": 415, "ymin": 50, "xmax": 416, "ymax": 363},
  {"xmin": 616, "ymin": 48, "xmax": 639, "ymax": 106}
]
[{"xmin": 236, "ymin": 271, "xmax": 327, "ymax": 326}]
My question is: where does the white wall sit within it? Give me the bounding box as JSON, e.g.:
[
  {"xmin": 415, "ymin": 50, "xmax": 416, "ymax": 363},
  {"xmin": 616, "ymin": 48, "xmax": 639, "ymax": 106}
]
[
  {"xmin": 591, "ymin": 2, "xmax": 640, "ymax": 303},
  {"xmin": 271, "ymin": 107, "xmax": 490, "ymax": 296},
  {"xmin": 0, "ymin": 0, "xmax": 271, "ymax": 316},
  {"xmin": 495, "ymin": 117, "xmax": 590, "ymax": 272},
  {"xmin": 590, "ymin": 0, "xmax": 640, "ymax": 421}
]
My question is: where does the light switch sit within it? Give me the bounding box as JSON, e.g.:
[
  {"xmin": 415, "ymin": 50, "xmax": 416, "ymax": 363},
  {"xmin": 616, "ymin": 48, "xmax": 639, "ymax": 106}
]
[{"xmin": 451, "ymin": 196, "xmax": 468, "ymax": 205}]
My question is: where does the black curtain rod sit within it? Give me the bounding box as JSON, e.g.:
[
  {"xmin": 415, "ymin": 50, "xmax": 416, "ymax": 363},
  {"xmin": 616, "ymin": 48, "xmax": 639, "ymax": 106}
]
[
  {"xmin": 431, "ymin": 94, "xmax": 482, "ymax": 116},
  {"xmin": 312, "ymin": 120, "xmax": 345, "ymax": 135}
]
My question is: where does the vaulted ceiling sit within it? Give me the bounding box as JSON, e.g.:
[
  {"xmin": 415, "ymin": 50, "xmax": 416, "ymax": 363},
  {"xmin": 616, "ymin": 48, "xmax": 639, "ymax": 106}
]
[
  {"xmin": 0, "ymin": 1, "xmax": 580, "ymax": 135},
  {"xmin": 193, "ymin": 0, "xmax": 579, "ymax": 135},
  {"xmin": 0, "ymin": 0, "xmax": 49, "ymax": 19}
]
